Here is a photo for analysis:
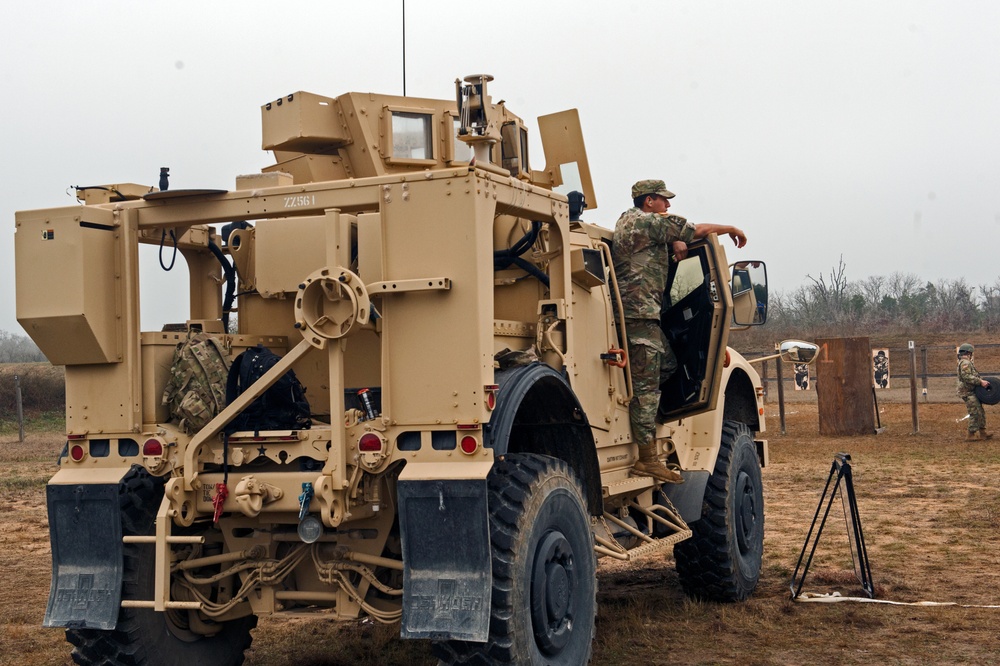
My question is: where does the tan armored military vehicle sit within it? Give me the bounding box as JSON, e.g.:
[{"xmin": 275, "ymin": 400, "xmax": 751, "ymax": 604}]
[{"xmin": 15, "ymin": 74, "xmax": 816, "ymax": 665}]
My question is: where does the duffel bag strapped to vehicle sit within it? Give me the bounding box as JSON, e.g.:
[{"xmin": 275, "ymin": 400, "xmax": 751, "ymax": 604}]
[
  {"xmin": 225, "ymin": 344, "xmax": 311, "ymax": 433},
  {"xmin": 161, "ymin": 332, "xmax": 231, "ymax": 434}
]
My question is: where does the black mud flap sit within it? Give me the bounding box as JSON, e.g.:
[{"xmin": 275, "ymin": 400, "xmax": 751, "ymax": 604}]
[
  {"xmin": 662, "ymin": 470, "xmax": 710, "ymax": 523},
  {"xmin": 43, "ymin": 483, "xmax": 123, "ymax": 629},
  {"xmin": 397, "ymin": 478, "xmax": 491, "ymax": 642}
]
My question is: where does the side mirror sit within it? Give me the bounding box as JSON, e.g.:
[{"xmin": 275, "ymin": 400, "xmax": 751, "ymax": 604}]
[
  {"xmin": 731, "ymin": 261, "xmax": 767, "ymax": 326},
  {"xmin": 779, "ymin": 340, "xmax": 819, "ymax": 364}
]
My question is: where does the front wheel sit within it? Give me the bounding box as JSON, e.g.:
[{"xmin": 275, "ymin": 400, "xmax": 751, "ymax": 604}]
[
  {"xmin": 674, "ymin": 421, "xmax": 764, "ymax": 601},
  {"xmin": 434, "ymin": 453, "xmax": 596, "ymax": 665}
]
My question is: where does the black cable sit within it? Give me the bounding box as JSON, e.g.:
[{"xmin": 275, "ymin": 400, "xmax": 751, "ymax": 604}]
[
  {"xmin": 208, "ymin": 240, "xmax": 237, "ymax": 332},
  {"xmin": 73, "ymin": 185, "xmax": 126, "ymax": 200},
  {"xmin": 159, "ymin": 229, "xmax": 177, "ymax": 271},
  {"xmin": 493, "ymin": 220, "xmax": 549, "ymax": 287},
  {"xmin": 512, "ymin": 256, "xmax": 551, "ymax": 287},
  {"xmin": 494, "ymin": 220, "xmax": 542, "ymax": 270}
]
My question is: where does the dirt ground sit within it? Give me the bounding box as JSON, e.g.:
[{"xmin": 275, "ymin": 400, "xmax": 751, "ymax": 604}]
[{"xmin": 3, "ymin": 397, "xmax": 1000, "ymax": 665}]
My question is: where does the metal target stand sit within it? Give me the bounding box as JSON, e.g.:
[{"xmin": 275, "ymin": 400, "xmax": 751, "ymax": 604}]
[{"xmin": 790, "ymin": 452, "xmax": 874, "ymax": 599}]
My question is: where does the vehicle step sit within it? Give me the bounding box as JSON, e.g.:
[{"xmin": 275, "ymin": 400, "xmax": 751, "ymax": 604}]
[{"xmin": 601, "ymin": 474, "xmax": 656, "ymax": 498}]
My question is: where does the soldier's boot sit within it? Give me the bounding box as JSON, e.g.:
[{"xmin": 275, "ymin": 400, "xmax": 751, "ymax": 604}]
[
  {"xmin": 978, "ymin": 430, "xmax": 994, "ymax": 440},
  {"xmin": 632, "ymin": 443, "xmax": 684, "ymax": 484},
  {"xmin": 968, "ymin": 431, "xmax": 978, "ymax": 441}
]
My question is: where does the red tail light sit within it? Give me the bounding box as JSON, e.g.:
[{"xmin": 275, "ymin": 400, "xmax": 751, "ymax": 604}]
[
  {"xmin": 359, "ymin": 433, "xmax": 382, "ymax": 452},
  {"xmin": 484, "ymin": 385, "xmax": 499, "ymax": 411},
  {"xmin": 460, "ymin": 435, "xmax": 479, "ymax": 455},
  {"xmin": 69, "ymin": 444, "xmax": 86, "ymax": 462},
  {"xmin": 142, "ymin": 438, "xmax": 164, "ymax": 456}
]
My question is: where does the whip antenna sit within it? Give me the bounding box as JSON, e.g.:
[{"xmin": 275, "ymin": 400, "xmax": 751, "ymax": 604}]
[{"xmin": 402, "ymin": 0, "xmax": 407, "ymax": 95}]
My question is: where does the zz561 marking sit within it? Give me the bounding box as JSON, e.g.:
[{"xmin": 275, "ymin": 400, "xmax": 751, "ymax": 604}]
[{"xmin": 284, "ymin": 195, "xmax": 316, "ymax": 208}]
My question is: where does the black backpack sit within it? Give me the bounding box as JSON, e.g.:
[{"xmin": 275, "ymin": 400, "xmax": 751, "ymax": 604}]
[{"xmin": 225, "ymin": 345, "xmax": 311, "ymax": 433}]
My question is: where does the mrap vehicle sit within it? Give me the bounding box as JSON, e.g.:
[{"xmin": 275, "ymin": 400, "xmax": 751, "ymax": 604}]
[{"xmin": 15, "ymin": 74, "xmax": 816, "ymax": 665}]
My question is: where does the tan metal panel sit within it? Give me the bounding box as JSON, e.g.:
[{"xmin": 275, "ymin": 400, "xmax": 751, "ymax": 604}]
[
  {"xmin": 380, "ymin": 177, "xmax": 493, "ymax": 426},
  {"xmin": 254, "ymin": 215, "xmax": 349, "ymax": 296},
  {"xmin": 261, "ymin": 92, "xmax": 350, "ymax": 152},
  {"xmin": 537, "ymin": 109, "xmax": 597, "ymax": 210},
  {"xmin": 15, "ymin": 208, "xmax": 121, "ymax": 365}
]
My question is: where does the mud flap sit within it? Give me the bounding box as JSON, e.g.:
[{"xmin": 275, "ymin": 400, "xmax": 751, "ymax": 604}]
[
  {"xmin": 662, "ymin": 470, "xmax": 710, "ymax": 523},
  {"xmin": 43, "ymin": 483, "xmax": 123, "ymax": 629},
  {"xmin": 397, "ymin": 477, "xmax": 491, "ymax": 642}
]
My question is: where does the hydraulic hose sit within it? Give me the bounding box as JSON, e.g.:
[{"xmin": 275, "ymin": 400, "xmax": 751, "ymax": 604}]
[
  {"xmin": 494, "ymin": 220, "xmax": 549, "ymax": 287},
  {"xmin": 208, "ymin": 240, "xmax": 236, "ymax": 332}
]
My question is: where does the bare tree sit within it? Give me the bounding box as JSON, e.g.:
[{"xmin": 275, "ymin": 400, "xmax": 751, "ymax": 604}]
[{"xmin": 0, "ymin": 330, "xmax": 46, "ymax": 363}]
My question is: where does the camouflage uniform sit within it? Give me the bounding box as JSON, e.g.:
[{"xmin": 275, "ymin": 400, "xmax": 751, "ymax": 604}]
[
  {"xmin": 612, "ymin": 202, "xmax": 696, "ymax": 447},
  {"xmin": 957, "ymin": 356, "xmax": 987, "ymax": 434}
]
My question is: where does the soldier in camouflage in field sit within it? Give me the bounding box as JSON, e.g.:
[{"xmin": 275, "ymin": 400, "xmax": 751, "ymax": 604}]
[
  {"xmin": 956, "ymin": 343, "xmax": 992, "ymax": 440},
  {"xmin": 612, "ymin": 180, "xmax": 748, "ymax": 483}
]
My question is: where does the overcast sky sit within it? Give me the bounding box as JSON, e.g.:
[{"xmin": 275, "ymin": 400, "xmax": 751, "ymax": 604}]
[{"xmin": 2, "ymin": 0, "xmax": 998, "ymax": 334}]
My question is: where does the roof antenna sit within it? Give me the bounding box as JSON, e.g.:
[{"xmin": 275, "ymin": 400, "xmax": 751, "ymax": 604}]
[{"xmin": 402, "ymin": 0, "xmax": 407, "ymax": 96}]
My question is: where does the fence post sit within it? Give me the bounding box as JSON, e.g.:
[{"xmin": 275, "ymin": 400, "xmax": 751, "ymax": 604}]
[
  {"xmin": 761, "ymin": 359, "xmax": 769, "ymax": 401},
  {"xmin": 15, "ymin": 374, "xmax": 24, "ymax": 443},
  {"xmin": 775, "ymin": 354, "xmax": 786, "ymax": 435},
  {"xmin": 909, "ymin": 341, "xmax": 919, "ymax": 434}
]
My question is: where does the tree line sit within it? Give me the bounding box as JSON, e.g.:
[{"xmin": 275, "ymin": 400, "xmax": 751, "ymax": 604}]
[
  {"xmin": 763, "ymin": 257, "xmax": 1000, "ymax": 339},
  {"xmin": 0, "ymin": 330, "xmax": 46, "ymax": 363}
]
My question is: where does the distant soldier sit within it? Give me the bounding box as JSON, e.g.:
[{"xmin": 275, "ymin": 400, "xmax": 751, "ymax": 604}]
[
  {"xmin": 956, "ymin": 343, "xmax": 992, "ymax": 440},
  {"xmin": 612, "ymin": 179, "xmax": 747, "ymax": 483}
]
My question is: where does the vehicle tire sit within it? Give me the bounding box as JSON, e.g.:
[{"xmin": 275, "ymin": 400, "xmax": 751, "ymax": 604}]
[
  {"xmin": 674, "ymin": 420, "xmax": 763, "ymax": 602},
  {"xmin": 976, "ymin": 377, "xmax": 1000, "ymax": 406},
  {"xmin": 433, "ymin": 453, "xmax": 596, "ymax": 665},
  {"xmin": 66, "ymin": 466, "xmax": 257, "ymax": 666}
]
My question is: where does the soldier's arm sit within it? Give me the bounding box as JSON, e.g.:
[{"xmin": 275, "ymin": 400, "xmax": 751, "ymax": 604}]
[
  {"xmin": 671, "ymin": 240, "xmax": 689, "ymax": 261},
  {"xmin": 693, "ymin": 223, "xmax": 747, "ymax": 248}
]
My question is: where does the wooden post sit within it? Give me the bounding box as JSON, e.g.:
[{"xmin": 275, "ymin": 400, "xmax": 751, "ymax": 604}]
[
  {"xmin": 909, "ymin": 341, "xmax": 919, "ymax": 433},
  {"xmin": 775, "ymin": 355, "xmax": 786, "ymax": 435},
  {"xmin": 815, "ymin": 337, "xmax": 876, "ymax": 435},
  {"xmin": 761, "ymin": 359, "xmax": 769, "ymax": 402},
  {"xmin": 15, "ymin": 374, "xmax": 24, "ymax": 443},
  {"xmin": 920, "ymin": 346, "xmax": 929, "ymax": 402}
]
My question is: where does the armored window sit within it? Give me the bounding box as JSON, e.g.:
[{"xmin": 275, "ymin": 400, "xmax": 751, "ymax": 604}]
[
  {"xmin": 448, "ymin": 116, "xmax": 474, "ymax": 164},
  {"xmin": 390, "ymin": 111, "xmax": 433, "ymax": 160},
  {"xmin": 501, "ymin": 120, "xmax": 530, "ymax": 177},
  {"xmin": 668, "ymin": 254, "xmax": 707, "ymax": 307}
]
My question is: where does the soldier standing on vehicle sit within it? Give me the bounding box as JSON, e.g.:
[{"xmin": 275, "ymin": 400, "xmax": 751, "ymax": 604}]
[
  {"xmin": 612, "ymin": 179, "xmax": 748, "ymax": 483},
  {"xmin": 957, "ymin": 343, "xmax": 992, "ymax": 440}
]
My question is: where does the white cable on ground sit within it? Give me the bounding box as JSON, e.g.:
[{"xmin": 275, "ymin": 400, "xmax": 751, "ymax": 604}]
[{"xmin": 794, "ymin": 591, "xmax": 1000, "ymax": 608}]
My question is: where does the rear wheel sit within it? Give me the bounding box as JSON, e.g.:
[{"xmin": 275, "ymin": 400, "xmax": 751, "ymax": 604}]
[
  {"xmin": 434, "ymin": 453, "xmax": 596, "ymax": 665},
  {"xmin": 674, "ymin": 421, "xmax": 764, "ymax": 601},
  {"xmin": 67, "ymin": 466, "xmax": 256, "ymax": 666}
]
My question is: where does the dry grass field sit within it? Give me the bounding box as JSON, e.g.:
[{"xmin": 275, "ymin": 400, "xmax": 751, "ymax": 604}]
[{"xmin": 3, "ymin": 395, "xmax": 1000, "ymax": 664}]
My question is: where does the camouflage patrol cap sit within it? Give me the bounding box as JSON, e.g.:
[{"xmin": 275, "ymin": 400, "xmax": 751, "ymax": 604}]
[{"xmin": 631, "ymin": 179, "xmax": 675, "ymax": 200}]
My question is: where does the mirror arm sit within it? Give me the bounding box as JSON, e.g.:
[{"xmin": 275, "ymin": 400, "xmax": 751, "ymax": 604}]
[{"xmin": 748, "ymin": 353, "xmax": 780, "ymax": 365}]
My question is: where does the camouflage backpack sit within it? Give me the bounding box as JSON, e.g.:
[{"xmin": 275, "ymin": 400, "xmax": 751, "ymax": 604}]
[{"xmin": 161, "ymin": 332, "xmax": 231, "ymax": 434}]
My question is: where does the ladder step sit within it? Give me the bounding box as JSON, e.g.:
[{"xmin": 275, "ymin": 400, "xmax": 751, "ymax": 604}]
[{"xmin": 602, "ymin": 474, "xmax": 656, "ymax": 498}]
